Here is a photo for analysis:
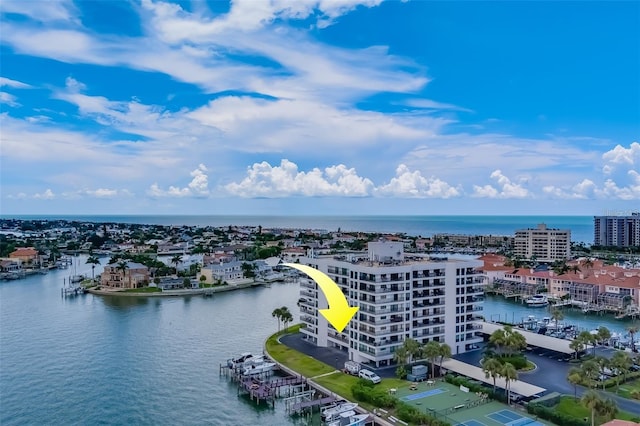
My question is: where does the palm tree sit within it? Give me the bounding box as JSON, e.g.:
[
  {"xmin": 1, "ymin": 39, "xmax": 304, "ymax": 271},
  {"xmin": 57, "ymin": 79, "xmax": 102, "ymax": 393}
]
[
  {"xmin": 437, "ymin": 343, "xmax": 451, "ymax": 378},
  {"xmin": 393, "ymin": 346, "xmax": 409, "ymax": 378},
  {"xmin": 422, "ymin": 341, "xmax": 440, "ymax": 380},
  {"xmin": 504, "ymin": 327, "xmax": 527, "ymax": 355},
  {"xmin": 170, "ymin": 255, "xmax": 183, "ymax": 275},
  {"xmin": 626, "ymin": 324, "xmax": 639, "ymax": 353},
  {"xmin": 85, "ymin": 255, "xmax": 100, "ymax": 282},
  {"xmin": 569, "ymin": 338, "xmax": 585, "ymax": 360},
  {"xmin": 581, "ymin": 258, "xmax": 594, "ymax": 269},
  {"xmin": 550, "ymin": 308, "xmax": 564, "ymax": 327},
  {"xmin": 594, "ymin": 356, "xmax": 609, "ymax": 390},
  {"xmin": 597, "ymin": 326, "xmax": 611, "ymax": 347},
  {"xmin": 116, "ymin": 261, "xmax": 129, "ymax": 288},
  {"xmin": 501, "ymin": 362, "xmax": 518, "ymax": 404},
  {"xmin": 281, "ymin": 310, "xmax": 293, "ymax": 332},
  {"xmin": 489, "ymin": 328, "xmax": 507, "ymax": 356},
  {"xmin": 581, "ymin": 360, "xmax": 599, "ymax": 389},
  {"xmin": 402, "ymin": 338, "xmax": 421, "ymax": 364},
  {"xmin": 272, "ymin": 307, "xmax": 284, "ymax": 331},
  {"xmin": 481, "ymin": 357, "xmax": 502, "ymax": 392},
  {"xmin": 610, "ymin": 351, "xmax": 632, "ymax": 392},
  {"xmin": 567, "ymin": 367, "xmax": 582, "ymax": 401},
  {"xmin": 582, "ymin": 390, "xmax": 601, "ymax": 426},
  {"xmin": 597, "ymin": 397, "xmax": 618, "ymax": 423}
]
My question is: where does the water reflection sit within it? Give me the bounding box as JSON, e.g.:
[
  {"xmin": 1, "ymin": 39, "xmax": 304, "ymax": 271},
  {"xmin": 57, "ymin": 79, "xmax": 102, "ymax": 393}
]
[{"xmin": 101, "ymin": 295, "xmax": 149, "ymax": 310}]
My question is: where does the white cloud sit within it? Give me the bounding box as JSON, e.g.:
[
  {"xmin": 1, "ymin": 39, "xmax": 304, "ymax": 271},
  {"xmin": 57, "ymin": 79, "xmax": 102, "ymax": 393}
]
[
  {"xmin": 543, "ymin": 179, "xmax": 597, "ymax": 199},
  {"xmin": 472, "ymin": 170, "xmax": 530, "ymax": 198},
  {"xmin": 225, "ymin": 159, "xmax": 374, "ymax": 197},
  {"xmin": 403, "ymin": 98, "xmax": 473, "ymax": 112},
  {"xmin": 0, "ymin": 77, "xmax": 31, "ymax": 89},
  {"xmin": 375, "ymin": 164, "xmax": 460, "ymax": 198},
  {"xmin": 148, "ymin": 164, "xmax": 210, "ymax": 198},
  {"xmin": 33, "ymin": 189, "xmax": 55, "ymax": 199},
  {"xmin": 0, "ymin": 0, "xmax": 78, "ymax": 23},
  {"xmin": 602, "ymin": 142, "xmax": 640, "ymax": 174},
  {"xmin": 0, "ymin": 92, "xmax": 19, "ymax": 107},
  {"xmin": 595, "ymin": 171, "xmax": 640, "ymax": 200}
]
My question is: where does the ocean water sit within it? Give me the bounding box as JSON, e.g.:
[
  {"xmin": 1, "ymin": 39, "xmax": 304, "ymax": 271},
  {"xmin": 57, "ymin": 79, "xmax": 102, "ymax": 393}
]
[{"xmin": 4, "ymin": 215, "xmax": 594, "ymax": 244}]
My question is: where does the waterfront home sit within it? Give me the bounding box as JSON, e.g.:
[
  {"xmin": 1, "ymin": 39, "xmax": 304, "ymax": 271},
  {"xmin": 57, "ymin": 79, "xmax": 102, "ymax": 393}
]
[
  {"xmin": 100, "ymin": 262, "xmax": 150, "ymax": 289},
  {"xmin": 9, "ymin": 247, "xmax": 39, "ymax": 265},
  {"xmin": 201, "ymin": 260, "xmax": 243, "ymax": 282},
  {"xmin": 155, "ymin": 277, "xmax": 199, "ymax": 290},
  {"xmin": 0, "ymin": 259, "xmax": 22, "ymax": 272}
]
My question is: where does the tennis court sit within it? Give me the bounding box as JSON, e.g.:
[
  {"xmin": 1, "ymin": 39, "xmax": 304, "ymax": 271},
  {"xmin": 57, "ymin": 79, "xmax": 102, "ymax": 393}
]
[
  {"xmin": 486, "ymin": 409, "xmax": 545, "ymax": 426},
  {"xmin": 401, "ymin": 388, "xmax": 446, "ymax": 401}
]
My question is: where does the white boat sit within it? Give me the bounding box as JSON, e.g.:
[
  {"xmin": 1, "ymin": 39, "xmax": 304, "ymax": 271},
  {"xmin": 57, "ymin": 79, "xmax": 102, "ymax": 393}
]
[
  {"xmin": 321, "ymin": 402, "xmax": 359, "ymax": 422},
  {"xmin": 326, "ymin": 411, "xmax": 369, "ymax": 426},
  {"xmin": 526, "ymin": 294, "xmax": 548, "ymax": 307},
  {"xmin": 227, "ymin": 352, "xmax": 255, "ymax": 368},
  {"xmin": 242, "ymin": 356, "xmax": 276, "ymax": 376}
]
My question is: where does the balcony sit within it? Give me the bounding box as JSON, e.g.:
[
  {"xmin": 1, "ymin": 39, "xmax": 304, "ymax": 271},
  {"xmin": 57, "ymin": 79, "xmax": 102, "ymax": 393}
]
[
  {"xmin": 300, "ymin": 290, "xmax": 316, "ymax": 299},
  {"xmin": 300, "ymin": 315, "xmax": 317, "ymax": 325},
  {"xmin": 300, "ymin": 280, "xmax": 316, "ymax": 290}
]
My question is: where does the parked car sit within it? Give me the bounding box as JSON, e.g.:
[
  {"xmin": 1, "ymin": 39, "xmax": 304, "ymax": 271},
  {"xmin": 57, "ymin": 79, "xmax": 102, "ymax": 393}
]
[{"xmin": 358, "ymin": 369, "xmax": 381, "ymax": 384}]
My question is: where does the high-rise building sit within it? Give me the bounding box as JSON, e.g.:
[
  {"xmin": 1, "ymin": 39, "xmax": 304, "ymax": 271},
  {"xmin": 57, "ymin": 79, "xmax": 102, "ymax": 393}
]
[
  {"xmin": 298, "ymin": 241, "xmax": 484, "ymax": 367},
  {"xmin": 594, "ymin": 213, "xmax": 640, "ymax": 247},
  {"xmin": 513, "ymin": 223, "xmax": 571, "ymax": 262}
]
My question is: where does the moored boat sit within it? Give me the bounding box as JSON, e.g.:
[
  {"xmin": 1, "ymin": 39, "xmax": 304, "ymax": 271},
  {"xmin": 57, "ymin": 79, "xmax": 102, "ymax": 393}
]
[
  {"xmin": 525, "ymin": 294, "xmax": 548, "ymax": 307},
  {"xmin": 321, "ymin": 401, "xmax": 359, "ymax": 422},
  {"xmin": 326, "ymin": 411, "xmax": 369, "ymax": 426}
]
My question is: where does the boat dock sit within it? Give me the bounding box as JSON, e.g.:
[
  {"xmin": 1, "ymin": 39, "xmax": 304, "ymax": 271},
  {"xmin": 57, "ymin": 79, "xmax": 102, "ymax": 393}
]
[{"xmin": 220, "ymin": 360, "xmax": 307, "ymax": 407}]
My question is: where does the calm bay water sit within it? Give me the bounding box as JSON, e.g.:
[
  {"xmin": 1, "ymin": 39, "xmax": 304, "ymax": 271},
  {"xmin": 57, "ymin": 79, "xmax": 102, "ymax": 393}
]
[
  {"xmin": 2, "ymin": 254, "xmax": 637, "ymax": 425},
  {"xmin": 5, "ymin": 215, "xmax": 594, "ymax": 244},
  {"xmin": 0, "ymin": 257, "xmax": 308, "ymax": 426}
]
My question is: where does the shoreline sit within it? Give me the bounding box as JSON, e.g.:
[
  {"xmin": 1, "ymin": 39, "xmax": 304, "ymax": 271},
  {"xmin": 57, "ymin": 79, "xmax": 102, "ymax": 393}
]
[{"xmin": 87, "ymin": 280, "xmax": 278, "ymax": 297}]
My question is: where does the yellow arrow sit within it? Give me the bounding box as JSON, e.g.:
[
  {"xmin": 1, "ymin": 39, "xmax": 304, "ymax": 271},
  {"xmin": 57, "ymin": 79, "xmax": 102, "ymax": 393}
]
[{"xmin": 283, "ymin": 263, "xmax": 359, "ymax": 333}]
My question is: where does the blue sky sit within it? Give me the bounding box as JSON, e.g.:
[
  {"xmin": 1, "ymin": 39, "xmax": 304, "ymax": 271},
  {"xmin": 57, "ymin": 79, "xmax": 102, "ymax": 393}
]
[{"xmin": 1, "ymin": 0, "xmax": 638, "ymax": 216}]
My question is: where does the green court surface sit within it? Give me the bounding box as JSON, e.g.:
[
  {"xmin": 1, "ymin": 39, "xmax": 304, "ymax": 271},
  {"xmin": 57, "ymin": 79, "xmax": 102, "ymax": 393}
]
[{"xmin": 393, "ymin": 381, "xmax": 551, "ymax": 426}]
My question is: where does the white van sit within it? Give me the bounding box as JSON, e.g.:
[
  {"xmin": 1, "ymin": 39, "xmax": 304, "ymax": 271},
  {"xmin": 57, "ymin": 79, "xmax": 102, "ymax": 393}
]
[{"xmin": 358, "ymin": 369, "xmax": 381, "ymax": 384}]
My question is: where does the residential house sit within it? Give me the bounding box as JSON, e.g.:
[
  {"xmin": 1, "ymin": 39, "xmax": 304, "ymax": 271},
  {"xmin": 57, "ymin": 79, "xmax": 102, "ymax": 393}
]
[
  {"xmin": 100, "ymin": 262, "xmax": 150, "ymax": 289},
  {"xmin": 9, "ymin": 247, "xmax": 39, "ymax": 266},
  {"xmin": 201, "ymin": 260, "xmax": 243, "ymax": 283}
]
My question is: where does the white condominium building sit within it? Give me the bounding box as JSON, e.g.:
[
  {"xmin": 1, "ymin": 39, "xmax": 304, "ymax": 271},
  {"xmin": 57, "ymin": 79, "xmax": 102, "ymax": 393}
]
[
  {"xmin": 513, "ymin": 223, "xmax": 571, "ymax": 262},
  {"xmin": 594, "ymin": 213, "xmax": 640, "ymax": 247},
  {"xmin": 298, "ymin": 241, "xmax": 484, "ymax": 367}
]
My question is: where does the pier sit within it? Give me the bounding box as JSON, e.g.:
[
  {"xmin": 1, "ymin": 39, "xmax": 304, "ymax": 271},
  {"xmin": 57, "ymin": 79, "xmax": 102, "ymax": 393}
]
[{"xmin": 220, "ymin": 360, "xmax": 307, "ymax": 407}]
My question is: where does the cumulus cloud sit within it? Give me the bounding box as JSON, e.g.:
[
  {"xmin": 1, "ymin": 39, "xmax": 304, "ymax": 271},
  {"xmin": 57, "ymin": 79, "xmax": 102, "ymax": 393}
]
[
  {"xmin": 225, "ymin": 159, "xmax": 374, "ymax": 197},
  {"xmin": 543, "ymin": 179, "xmax": 597, "ymax": 199},
  {"xmin": 375, "ymin": 164, "xmax": 460, "ymax": 198},
  {"xmin": 33, "ymin": 189, "xmax": 55, "ymax": 199},
  {"xmin": 602, "ymin": 142, "xmax": 640, "ymax": 174},
  {"xmin": 472, "ymin": 170, "xmax": 530, "ymax": 198},
  {"xmin": 148, "ymin": 164, "xmax": 210, "ymax": 198},
  {"xmin": 596, "ymin": 171, "xmax": 640, "ymax": 200}
]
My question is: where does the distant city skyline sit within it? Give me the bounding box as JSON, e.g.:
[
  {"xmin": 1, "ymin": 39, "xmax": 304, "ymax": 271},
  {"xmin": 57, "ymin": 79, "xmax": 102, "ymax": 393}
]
[{"xmin": 1, "ymin": 1, "xmax": 638, "ymax": 215}]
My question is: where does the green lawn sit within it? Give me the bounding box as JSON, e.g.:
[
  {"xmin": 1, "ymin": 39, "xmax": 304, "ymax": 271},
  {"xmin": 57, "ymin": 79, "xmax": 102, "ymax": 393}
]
[
  {"xmin": 556, "ymin": 395, "xmax": 640, "ymax": 423},
  {"xmin": 264, "ymin": 326, "xmax": 336, "ymax": 378},
  {"xmin": 617, "ymin": 378, "xmax": 640, "ymax": 400},
  {"xmin": 265, "ymin": 327, "xmax": 411, "ymax": 412},
  {"xmin": 123, "ymin": 286, "xmax": 162, "ymax": 293}
]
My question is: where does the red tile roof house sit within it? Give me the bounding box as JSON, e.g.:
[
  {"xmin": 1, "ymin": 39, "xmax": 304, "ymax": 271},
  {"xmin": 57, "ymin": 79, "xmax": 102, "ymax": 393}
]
[
  {"xmin": 495, "ymin": 261, "xmax": 640, "ymax": 311},
  {"xmin": 9, "ymin": 247, "xmax": 39, "ymax": 265}
]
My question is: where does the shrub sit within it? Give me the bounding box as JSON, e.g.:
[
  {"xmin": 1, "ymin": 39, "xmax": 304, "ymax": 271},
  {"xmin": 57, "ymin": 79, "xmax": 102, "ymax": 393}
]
[
  {"xmin": 526, "ymin": 403, "xmax": 587, "ymax": 426},
  {"xmin": 350, "ymin": 381, "xmax": 395, "ymax": 409},
  {"xmin": 498, "ymin": 354, "xmax": 528, "ymax": 370},
  {"xmin": 395, "ymin": 402, "xmax": 448, "ymax": 426}
]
